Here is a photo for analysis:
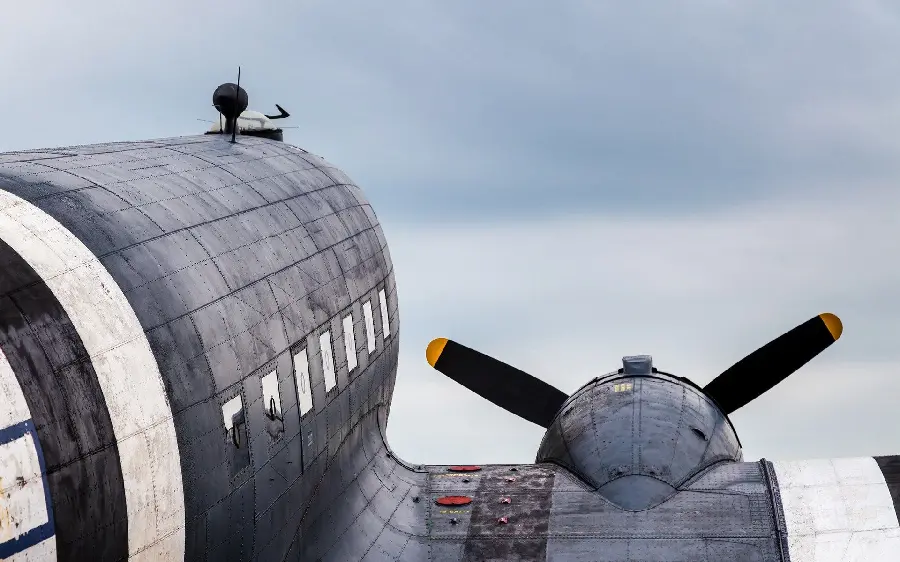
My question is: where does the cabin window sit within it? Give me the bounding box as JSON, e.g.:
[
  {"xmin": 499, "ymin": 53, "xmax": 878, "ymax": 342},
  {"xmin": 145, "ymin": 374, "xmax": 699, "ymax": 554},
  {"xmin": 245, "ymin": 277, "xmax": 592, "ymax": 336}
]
[
  {"xmin": 379, "ymin": 289, "xmax": 391, "ymax": 338},
  {"xmin": 343, "ymin": 314, "xmax": 358, "ymax": 372},
  {"xmin": 261, "ymin": 370, "xmax": 282, "ymax": 419},
  {"xmin": 222, "ymin": 394, "xmax": 245, "ymax": 447},
  {"xmin": 294, "ymin": 348, "xmax": 313, "ymax": 416},
  {"xmin": 363, "ymin": 301, "xmax": 376, "ymax": 354},
  {"xmin": 321, "ymin": 331, "xmax": 337, "ymax": 392}
]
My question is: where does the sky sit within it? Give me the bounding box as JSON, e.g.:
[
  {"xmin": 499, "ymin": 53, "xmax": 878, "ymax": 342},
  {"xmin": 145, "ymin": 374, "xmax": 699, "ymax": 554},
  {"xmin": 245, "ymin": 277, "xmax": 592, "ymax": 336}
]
[{"xmin": 2, "ymin": 1, "xmax": 899, "ymax": 464}]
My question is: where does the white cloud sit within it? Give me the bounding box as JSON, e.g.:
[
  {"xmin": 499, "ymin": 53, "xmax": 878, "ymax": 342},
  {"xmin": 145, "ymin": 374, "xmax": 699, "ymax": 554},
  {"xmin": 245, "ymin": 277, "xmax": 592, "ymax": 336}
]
[{"xmin": 385, "ymin": 184, "xmax": 900, "ymax": 464}]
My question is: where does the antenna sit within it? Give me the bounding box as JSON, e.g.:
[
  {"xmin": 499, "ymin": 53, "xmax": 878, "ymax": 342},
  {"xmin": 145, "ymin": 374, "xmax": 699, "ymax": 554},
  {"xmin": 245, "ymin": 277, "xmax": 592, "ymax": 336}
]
[{"xmin": 231, "ymin": 66, "xmax": 241, "ymax": 143}]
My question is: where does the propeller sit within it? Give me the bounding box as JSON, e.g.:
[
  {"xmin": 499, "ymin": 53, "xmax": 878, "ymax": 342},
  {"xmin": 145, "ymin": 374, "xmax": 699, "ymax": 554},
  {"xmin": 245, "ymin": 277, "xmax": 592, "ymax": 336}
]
[
  {"xmin": 702, "ymin": 312, "xmax": 843, "ymax": 414},
  {"xmin": 426, "ymin": 338, "xmax": 569, "ymax": 428},
  {"xmin": 425, "ymin": 313, "xmax": 843, "ymax": 425}
]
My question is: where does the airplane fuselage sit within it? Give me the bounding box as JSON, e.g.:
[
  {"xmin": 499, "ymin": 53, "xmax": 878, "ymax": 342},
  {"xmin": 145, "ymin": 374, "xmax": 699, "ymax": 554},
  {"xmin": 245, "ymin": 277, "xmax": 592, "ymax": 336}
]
[
  {"xmin": 0, "ymin": 135, "xmax": 399, "ymax": 560},
  {"xmin": 1, "ymin": 132, "xmax": 899, "ymax": 562}
]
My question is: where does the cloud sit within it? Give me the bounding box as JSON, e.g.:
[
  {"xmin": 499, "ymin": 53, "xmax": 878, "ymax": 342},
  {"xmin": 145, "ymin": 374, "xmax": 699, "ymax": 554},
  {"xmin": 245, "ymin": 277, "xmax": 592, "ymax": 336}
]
[
  {"xmin": 385, "ymin": 184, "xmax": 900, "ymax": 463},
  {"xmin": 5, "ymin": 2, "xmax": 900, "ymax": 220},
  {"xmin": 4, "ymin": 2, "xmax": 899, "ymax": 466}
]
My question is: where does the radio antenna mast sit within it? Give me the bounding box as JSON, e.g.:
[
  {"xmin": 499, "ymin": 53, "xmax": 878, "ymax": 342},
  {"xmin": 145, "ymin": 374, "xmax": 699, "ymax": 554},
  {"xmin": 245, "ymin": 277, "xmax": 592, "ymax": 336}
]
[{"xmin": 231, "ymin": 66, "xmax": 241, "ymax": 143}]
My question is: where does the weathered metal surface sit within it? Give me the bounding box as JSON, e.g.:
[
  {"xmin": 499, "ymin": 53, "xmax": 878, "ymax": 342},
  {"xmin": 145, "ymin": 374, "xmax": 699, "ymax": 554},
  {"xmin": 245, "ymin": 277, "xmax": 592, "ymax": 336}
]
[{"xmin": 0, "ymin": 133, "xmax": 896, "ymax": 561}]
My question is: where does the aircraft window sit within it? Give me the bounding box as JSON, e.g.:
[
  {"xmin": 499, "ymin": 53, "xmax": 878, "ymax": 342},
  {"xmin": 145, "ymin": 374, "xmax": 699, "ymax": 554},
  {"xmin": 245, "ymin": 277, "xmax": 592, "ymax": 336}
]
[
  {"xmin": 363, "ymin": 301, "xmax": 376, "ymax": 354},
  {"xmin": 222, "ymin": 394, "xmax": 245, "ymax": 447},
  {"xmin": 261, "ymin": 370, "xmax": 282, "ymax": 420},
  {"xmin": 379, "ymin": 289, "xmax": 391, "ymax": 338},
  {"xmin": 321, "ymin": 331, "xmax": 337, "ymax": 392},
  {"xmin": 294, "ymin": 348, "xmax": 313, "ymax": 416},
  {"xmin": 343, "ymin": 314, "xmax": 358, "ymax": 372}
]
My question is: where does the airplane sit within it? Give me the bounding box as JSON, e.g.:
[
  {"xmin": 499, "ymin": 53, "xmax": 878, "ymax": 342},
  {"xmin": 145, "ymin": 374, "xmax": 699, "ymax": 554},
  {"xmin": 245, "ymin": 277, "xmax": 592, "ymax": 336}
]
[{"xmin": 0, "ymin": 78, "xmax": 896, "ymax": 562}]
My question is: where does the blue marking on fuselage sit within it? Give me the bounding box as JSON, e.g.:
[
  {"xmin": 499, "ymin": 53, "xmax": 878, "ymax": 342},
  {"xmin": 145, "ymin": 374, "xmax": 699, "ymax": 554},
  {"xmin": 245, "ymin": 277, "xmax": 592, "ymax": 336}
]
[{"xmin": 0, "ymin": 418, "xmax": 55, "ymax": 558}]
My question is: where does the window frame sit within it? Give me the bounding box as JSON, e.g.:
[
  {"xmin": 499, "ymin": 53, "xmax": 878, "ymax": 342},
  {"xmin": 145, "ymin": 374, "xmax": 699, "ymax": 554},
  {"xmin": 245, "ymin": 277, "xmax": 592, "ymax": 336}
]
[
  {"xmin": 293, "ymin": 347, "xmax": 314, "ymax": 416},
  {"xmin": 378, "ymin": 288, "xmax": 391, "ymax": 339},
  {"xmin": 320, "ymin": 330, "xmax": 337, "ymax": 393},
  {"xmin": 363, "ymin": 300, "xmax": 376, "ymax": 354},
  {"xmin": 343, "ymin": 313, "xmax": 358, "ymax": 372}
]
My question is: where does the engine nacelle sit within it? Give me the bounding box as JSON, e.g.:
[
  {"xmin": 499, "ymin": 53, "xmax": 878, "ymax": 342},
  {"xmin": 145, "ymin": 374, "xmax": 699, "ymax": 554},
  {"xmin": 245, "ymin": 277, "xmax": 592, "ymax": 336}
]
[{"xmin": 536, "ymin": 356, "xmax": 742, "ymax": 510}]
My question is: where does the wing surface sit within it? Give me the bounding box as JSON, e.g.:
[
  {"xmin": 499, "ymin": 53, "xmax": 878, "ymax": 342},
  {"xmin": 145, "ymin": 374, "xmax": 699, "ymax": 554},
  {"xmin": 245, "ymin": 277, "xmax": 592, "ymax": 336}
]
[{"xmin": 307, "ymin": 424, "xmax": 900, "ymax": 562}]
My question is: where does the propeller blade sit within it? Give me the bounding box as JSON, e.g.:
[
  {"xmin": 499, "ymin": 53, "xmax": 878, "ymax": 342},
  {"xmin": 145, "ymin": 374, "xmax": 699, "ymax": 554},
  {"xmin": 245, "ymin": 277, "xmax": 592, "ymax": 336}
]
[
  {"xmin": 426, "ymin": 338, "xmax": 569, "ymax": 428},
  {"xmin": 703, "ymin": 313, "xmax": 843, "ymax": 414}
]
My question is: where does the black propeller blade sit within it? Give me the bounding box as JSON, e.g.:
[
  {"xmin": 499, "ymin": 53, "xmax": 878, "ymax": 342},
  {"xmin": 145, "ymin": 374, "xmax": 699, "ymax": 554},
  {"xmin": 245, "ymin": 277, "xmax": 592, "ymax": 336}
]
[
  {"xmin": 703, "ymin": 313, "xmax": 843, "ymax": 414},
  {"xmin": 426, "ymin": 338, "xmax": 569, "ymax": 428}
]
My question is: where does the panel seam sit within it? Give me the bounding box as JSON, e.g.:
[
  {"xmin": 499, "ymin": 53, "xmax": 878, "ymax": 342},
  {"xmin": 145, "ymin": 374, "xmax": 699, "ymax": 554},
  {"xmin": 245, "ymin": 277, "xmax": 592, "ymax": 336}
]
[{"xmin": 760, "ymin": 459, "xmax": 791, "ymax": 562}]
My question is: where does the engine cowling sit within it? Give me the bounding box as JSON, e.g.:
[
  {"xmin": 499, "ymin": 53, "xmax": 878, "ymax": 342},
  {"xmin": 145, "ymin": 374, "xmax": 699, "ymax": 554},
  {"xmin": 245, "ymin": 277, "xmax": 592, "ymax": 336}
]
[{"xmin": 535, "ymin": 357, "xmax": 742, "ymax": 510}]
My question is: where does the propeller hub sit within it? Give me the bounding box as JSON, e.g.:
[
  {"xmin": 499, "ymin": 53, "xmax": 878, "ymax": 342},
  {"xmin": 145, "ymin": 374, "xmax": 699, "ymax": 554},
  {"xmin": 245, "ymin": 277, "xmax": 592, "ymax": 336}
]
[{"xmin": 536, "ymin": 371, "xmax": 742, "ymax": 508}]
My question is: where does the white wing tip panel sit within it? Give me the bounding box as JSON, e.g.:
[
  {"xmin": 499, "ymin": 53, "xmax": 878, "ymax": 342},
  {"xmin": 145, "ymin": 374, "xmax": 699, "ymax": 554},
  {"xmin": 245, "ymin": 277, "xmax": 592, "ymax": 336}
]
[{"xmin": 771, "ymin": 456, "xmax": 900, "ymax": 562}]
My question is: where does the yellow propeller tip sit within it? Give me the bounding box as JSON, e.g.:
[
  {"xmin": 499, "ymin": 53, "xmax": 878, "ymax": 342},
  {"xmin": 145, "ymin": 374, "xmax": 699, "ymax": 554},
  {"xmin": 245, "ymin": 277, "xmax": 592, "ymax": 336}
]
[
  {"xmin": 819, "ymin": 313, "xmax": 843, "ymax": 340},
  {"xmin": 426, "ymin": 338, "xmax": 449, "ymax": 367}
]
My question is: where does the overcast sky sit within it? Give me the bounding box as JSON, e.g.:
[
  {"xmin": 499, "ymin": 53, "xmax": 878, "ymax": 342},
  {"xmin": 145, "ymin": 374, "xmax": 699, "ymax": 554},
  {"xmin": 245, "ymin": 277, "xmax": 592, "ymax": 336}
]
[{"xmin": 2, "ymin": 1, "xmax": 899, "ymax": 464}]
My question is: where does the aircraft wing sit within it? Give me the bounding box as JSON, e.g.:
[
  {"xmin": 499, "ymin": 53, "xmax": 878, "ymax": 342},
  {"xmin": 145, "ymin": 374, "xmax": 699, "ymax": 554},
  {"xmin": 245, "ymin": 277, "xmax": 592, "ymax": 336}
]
[
  {"xmin": 300, "ymin": 325, "xmax": 900, "ymax": 561},
  {"xmin": 413, "ymin": 462, "xmax": 791, "ymax": 561},
  {"xmin": 300, "ymin": 414, "xmax": 900, "ymax": 562},
  {"xmin": 419, "ymin": 461, "xmax": 793, "ymax": 561}
]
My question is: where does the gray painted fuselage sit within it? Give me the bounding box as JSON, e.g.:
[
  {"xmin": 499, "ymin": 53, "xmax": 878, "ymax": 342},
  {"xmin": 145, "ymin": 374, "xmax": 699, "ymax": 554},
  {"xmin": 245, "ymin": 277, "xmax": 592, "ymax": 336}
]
[{"xmin": 0, "ymin": 134, "xmax": 897, "ymax": 562}]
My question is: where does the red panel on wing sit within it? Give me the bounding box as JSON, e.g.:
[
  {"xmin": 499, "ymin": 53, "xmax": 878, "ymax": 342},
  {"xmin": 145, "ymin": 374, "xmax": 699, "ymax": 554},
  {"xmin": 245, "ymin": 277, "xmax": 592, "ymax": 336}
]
[
  {"xmin": 435, "ymin": 495, "xmax": 473, "ymax": 506},
  {"xmin": 448, "ymin": 465, "xmax": 482, "ymax": 472}
]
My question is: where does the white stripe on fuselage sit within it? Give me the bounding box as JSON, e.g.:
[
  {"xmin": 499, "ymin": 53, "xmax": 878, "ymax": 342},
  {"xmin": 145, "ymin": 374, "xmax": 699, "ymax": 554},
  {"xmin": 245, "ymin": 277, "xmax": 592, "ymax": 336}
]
[
  {"xmin": 773, "ymin": 457, "xmax": 900, "ymax": 561},
  {"xmin": 0, "ymin": 347, "xmax": 31, "ymax": 430},
  {"xmin": 0, "ymin": 190, "xmax": 185, "ymax": 560},
  {"xmin": 0, "ymin": 347, "xmax": 57, "ymax": 561}
]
